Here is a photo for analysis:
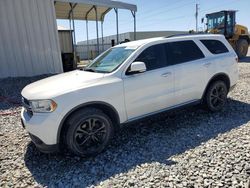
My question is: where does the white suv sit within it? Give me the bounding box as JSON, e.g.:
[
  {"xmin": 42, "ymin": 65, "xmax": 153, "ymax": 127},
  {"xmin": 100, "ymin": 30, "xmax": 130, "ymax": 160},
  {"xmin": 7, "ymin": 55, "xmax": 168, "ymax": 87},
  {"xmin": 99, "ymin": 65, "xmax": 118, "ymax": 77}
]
[{"xmin": 21, "ymin": 34, "xmax": 238, "ymax": 157}]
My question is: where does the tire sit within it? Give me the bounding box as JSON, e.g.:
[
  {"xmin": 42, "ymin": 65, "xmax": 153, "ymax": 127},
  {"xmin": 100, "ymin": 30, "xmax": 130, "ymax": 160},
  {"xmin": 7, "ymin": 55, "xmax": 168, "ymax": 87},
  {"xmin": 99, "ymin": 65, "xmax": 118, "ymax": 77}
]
[
  {"xmin": 65, "ymin": 108, "xmax": 114, "ymax": 157},
  {"xmin": 204, "ymin": 81, "xmax": 228, "ymax": 112},
  {"xmin": 236, "ymin": 39, "xmax": 248, "ymax": 58}
]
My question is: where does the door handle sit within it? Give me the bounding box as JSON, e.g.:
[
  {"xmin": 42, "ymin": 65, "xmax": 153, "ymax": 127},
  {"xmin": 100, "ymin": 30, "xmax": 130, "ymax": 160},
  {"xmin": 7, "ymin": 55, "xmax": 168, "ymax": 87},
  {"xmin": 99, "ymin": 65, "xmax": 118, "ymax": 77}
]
[
  {"xmin": 161, "ymin": 72, "xmax": 172, "ymax": 77},
  {"xmin": 203, "ymin": 62, "xmax": 211, "ymax": 67}
]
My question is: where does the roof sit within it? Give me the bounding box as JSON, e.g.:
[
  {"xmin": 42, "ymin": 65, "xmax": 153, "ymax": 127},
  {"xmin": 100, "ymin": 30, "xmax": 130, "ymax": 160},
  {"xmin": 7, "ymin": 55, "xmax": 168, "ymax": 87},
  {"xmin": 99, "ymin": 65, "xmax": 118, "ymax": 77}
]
[
  {"xmin": 206, "ymin": 10, "xmax": 237, "ymax": 16},
  {"xmin": 117, "ymin": 37, "xmax": 164, "ymax": 48},
  {"xmin": 54, "ymin": 0, "xmax": 137, "ymax": 21},
  {"xmin": 117, "ymin": 34, "xmax": 225, "ymax": 48}
]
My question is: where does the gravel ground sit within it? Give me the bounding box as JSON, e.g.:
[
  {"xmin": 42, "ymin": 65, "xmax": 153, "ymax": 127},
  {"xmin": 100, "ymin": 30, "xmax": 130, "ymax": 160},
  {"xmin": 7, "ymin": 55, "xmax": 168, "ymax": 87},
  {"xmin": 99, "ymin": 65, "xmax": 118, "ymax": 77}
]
[{"xmin": 1, "ymin": 60, "xmax": 250, "ymax": 187}]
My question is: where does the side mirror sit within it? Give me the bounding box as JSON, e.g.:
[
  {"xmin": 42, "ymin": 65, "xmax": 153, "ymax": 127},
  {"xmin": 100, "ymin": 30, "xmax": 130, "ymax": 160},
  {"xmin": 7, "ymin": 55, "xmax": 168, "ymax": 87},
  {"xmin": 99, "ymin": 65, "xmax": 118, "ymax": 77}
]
[
  {"xmin": 201, "ymin": 18, "xmax": 204, "ymax": 23},
  {"xmin": 128, "ymin": 61, "xmax": 146, "ymax": 74}
]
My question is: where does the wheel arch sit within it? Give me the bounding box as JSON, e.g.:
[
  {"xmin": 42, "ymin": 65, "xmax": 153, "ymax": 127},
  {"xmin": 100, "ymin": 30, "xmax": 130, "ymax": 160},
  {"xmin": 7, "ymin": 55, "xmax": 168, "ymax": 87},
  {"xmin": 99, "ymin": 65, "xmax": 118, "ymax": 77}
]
[
  {"xmin": 202, "ymin": 73, "xmax": 231, "ymax": 102},
  {"xmin": 57, "ymin": 101, "xmax": 120, "ymax": 144}
]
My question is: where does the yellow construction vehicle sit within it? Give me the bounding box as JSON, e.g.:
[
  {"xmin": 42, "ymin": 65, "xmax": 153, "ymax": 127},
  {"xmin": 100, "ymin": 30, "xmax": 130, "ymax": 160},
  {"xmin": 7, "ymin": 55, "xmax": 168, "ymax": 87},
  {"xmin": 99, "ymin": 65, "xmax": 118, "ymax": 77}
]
[{"xmin": 205, "ymin": 10, "xmax": 249, "ymax": 58}]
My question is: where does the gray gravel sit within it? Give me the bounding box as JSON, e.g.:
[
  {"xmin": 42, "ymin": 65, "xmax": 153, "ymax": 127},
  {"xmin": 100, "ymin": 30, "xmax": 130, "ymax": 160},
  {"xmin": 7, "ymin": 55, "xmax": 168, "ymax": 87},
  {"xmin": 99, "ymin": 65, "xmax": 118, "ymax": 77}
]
[{"xmin": 1, "ymin": 61, "xmax": 250, "ymax": 188}]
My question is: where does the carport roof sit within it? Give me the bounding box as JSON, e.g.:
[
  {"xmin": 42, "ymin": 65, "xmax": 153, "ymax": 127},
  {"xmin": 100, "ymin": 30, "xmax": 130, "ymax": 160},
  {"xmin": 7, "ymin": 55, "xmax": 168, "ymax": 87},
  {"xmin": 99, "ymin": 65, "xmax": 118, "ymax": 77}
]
[{"xmin": 54, "ymin": 0, "xmax": 137, "ymax": 21}]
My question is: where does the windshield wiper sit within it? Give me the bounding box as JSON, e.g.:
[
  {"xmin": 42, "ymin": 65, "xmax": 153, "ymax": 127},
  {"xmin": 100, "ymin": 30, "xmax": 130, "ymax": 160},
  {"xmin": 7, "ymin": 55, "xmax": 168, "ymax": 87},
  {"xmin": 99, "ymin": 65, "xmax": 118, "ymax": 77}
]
[
  {"xmin": 84, "ymin": 67, "xmax": 110, "ymax": 73},
  {"xmin": 84, "ymin": 68, "xmax": 96, "ymax": 72}
]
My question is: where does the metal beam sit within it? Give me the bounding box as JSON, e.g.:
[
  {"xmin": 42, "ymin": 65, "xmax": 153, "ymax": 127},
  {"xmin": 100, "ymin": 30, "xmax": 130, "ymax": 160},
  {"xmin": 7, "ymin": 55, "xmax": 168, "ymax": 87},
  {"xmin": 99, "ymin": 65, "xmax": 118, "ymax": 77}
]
[
  {"xmin": 69, "ymin": 3, "xmax": 77, "ymax": 68},
  {"xmin": 70, "ymin": 3, "xmax": 77, "ymax": 46},
  {"xmin": 114, "ymin": 8, "xmax": 119, "ymax": 44},
  {"xmin": 69, "ymin": 18, "xmax": 74, "ymax": 55},
  {"xmin": 101, "ymin": 8, "xmax": 112, "ymax": 21},
  {"xmin": 101, "ymin": 21, "xmax": 104, "ymax": 52},
  {"xmin": 100, "ymin": 8, "xmax": 112, "ymax": 53},
  {"xmin": 85, "ymin": 6, "xmax": 95, "ymax": 60},
  {"xmin": 131, "ymin": 11, "xmax": 136, "ymax": 40},
  {"xmin": 85, "ymin": 6, "xmax": 95, "ymax": 20},
  {"xmin": 68, "ymin": 3, "xmax": 77, "ymax": 19},
  {"xmin": 86, "ymin": 20, "xmax": 89, "ymax": 60},
  {"xmin": 94, "ymin": 6, "xmax": 100, "ymax": 55}
]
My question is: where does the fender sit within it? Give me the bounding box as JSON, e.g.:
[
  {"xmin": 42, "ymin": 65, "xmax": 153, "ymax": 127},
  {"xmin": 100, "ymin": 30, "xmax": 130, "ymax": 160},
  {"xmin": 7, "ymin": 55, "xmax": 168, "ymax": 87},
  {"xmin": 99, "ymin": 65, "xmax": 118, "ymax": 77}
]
[
  {"xmin": 201, "ymin": 73, "xmax": 230, "ymax": 101},
  {"xmin": 56, "ymin": 101, "xmax": 120, "ymax": 144}
]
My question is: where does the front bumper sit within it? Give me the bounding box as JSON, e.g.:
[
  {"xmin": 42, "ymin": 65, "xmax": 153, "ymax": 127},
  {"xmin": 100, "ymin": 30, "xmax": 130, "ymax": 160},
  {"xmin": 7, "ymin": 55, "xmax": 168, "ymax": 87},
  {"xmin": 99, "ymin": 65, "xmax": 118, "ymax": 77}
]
[
  {"xmin": 21, "ymin": 118, "xmax": 59, "ymax": 153},
  {"xmin": 21, "ymin": 108, "xmax": 61, "ymax": 153}
]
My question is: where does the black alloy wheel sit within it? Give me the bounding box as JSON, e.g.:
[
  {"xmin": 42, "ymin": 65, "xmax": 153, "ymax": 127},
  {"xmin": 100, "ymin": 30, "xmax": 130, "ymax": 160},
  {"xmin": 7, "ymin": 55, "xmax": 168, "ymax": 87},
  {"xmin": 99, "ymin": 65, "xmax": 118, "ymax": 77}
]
[
  {"xmin": 66, "ymin": 108, "xmax": 114, "ymax": 157},
  {"xmin": 74, "ymin": 118, "xmax": 107, "ymax": 152},
  {"xmin": 205, "ymin": 81, "xmax": 228, "ymax": 112}
]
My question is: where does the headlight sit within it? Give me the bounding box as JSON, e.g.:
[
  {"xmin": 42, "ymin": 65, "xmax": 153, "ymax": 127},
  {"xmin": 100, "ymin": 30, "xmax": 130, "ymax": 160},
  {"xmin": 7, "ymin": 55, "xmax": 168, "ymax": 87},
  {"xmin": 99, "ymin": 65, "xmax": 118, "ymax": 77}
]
[{"xmin": 30, "ymin": 100, "xmax": 57, "ymax": 113}]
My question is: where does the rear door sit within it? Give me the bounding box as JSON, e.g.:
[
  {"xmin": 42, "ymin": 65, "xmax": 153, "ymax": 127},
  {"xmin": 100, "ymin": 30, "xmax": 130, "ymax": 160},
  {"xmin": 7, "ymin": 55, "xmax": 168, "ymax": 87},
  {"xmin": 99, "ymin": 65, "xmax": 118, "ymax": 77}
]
[{"xmin": 165, "ymin": 40, "xmax": 207, "ymax": 104}]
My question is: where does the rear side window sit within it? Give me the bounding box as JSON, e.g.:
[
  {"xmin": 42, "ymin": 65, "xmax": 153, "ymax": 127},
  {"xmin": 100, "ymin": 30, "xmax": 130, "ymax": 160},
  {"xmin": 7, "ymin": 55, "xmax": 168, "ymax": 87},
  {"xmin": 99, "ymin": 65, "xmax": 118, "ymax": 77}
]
[
  {"xmin": 200, "ymin": 40, "xmax": 229, "ymax": 54},
  {"xmin": 166, "ymin": 40, "xmax": 205, "ymax": 65},
  {"xmin": 135, "ymin": 44, "xmax": 167, "ymax": 71}
]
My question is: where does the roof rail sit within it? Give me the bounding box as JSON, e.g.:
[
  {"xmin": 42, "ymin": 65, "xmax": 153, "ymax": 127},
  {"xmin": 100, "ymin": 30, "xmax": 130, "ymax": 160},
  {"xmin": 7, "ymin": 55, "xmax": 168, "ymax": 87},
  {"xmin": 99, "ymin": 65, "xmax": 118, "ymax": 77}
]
[{"xmin": 165, "ymin": 33, "xmax": 210, "ymax": 38}]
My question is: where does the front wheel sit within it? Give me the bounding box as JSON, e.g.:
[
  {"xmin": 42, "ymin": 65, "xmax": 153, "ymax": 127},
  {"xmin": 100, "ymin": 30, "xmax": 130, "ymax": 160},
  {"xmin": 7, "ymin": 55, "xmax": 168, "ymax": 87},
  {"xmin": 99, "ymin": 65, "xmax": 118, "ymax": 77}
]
[
  {"xmin": 204, "ymin": 81, "xmax": 228, "ymax": 112},
  {"xmin": 65, "ymin": 108, "xmax": 114, "ymax": 157}
]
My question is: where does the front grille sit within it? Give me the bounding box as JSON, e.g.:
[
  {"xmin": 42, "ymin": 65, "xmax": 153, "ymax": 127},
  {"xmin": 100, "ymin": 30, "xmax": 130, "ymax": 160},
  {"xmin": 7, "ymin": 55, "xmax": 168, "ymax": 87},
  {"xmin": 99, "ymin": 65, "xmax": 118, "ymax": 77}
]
[{"xmin": 22, "ymin": 97, "xmax": 30, "ymax": 108}]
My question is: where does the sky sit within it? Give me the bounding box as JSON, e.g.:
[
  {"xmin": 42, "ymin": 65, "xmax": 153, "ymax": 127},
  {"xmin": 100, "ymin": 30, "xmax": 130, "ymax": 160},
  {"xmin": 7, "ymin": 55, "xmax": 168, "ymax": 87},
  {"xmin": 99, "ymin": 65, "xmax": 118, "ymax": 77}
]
[{"xmin": 57, "ymin": 0, "xmax": 250, "ymax": 43}]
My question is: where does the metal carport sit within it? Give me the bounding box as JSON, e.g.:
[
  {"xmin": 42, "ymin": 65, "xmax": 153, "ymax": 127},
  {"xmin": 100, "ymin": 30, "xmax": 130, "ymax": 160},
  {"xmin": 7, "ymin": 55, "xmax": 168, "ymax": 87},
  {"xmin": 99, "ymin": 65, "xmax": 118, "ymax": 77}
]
[
  {"xmin": 0, "ymin": 0, "xmax": 137, "ymax": 78},
  {"xmin": 54, "ymin": 0, "xmax": 137, "ymax": 60}
]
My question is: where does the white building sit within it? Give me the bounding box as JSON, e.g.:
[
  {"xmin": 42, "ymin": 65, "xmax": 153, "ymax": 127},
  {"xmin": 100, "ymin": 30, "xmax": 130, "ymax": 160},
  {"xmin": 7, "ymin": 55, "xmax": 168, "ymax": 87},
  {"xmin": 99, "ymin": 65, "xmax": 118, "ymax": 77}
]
[{"xmin": 77, "ymin": 31, "xmax": 187, "ymax": 60}]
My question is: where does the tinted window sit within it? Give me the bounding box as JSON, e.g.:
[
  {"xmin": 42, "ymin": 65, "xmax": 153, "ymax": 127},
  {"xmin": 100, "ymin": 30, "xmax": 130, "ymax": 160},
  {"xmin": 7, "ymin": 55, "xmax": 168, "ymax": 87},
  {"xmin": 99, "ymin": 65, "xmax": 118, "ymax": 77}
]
[
  {"xmin": 200, "ymin": 40, "xmax": 229, "ymax": 54},
  {"xmin": 166, "ymin": 40, "xmax": 205, "ymax": 65},
  {"xmin": 135, "ymin": 44, "xmax": 166, "ymax": 71}
]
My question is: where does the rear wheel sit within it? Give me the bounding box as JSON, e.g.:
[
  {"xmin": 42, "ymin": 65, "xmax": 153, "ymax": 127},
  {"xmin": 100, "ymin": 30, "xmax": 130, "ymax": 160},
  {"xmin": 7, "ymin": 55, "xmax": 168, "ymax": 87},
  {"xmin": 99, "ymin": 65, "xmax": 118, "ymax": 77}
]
[
  {"xmin": 236, "ymin": 39, "xmax": 248, "ymax": 58},
  {"xmin": 65, "ymin": 108, "xmax": 114, "ymax": 157},
  {"xmin": 204, "ymin": 81, "xmax": 228, "ymax": 112}
]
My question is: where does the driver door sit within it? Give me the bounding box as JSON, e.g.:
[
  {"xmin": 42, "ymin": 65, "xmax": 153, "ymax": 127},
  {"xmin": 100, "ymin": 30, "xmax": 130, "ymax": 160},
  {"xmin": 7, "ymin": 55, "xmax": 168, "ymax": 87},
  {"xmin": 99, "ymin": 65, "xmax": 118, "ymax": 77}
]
[{"xmin": 123, "ymin": 43, "xmax": 176, "ymax": 120}]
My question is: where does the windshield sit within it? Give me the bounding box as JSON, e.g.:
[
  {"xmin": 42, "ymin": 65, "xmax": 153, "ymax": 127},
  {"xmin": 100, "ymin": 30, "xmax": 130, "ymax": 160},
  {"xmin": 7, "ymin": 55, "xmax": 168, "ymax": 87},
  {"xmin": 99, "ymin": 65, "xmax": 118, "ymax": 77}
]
[
  {"xmin": 85, "ymin": 47, "xmax": 135, "ymax": 73},
  {"xmin": 207, "ymin": 12, "xmax": 225, "ymax": 34}
]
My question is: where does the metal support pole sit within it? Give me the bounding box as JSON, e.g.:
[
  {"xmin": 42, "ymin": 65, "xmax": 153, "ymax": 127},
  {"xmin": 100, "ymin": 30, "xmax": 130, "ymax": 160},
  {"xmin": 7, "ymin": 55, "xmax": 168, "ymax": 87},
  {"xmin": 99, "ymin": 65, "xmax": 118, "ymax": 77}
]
[
  {"xmin": 70, "ymin": 4, "xmax": 76, "ymax": 48},
  {"xmin": 69, "ymin": 18, "xmax": 75, "ymax": 66},
  {"xmin": 69, "ymin": 17, "xmax": 74, "ymax": 51},
  {"xmin": 101, "ymin": 21, "xmax": 104, "ymax": 52},
  {"xmin": 85, "ymin": 6, "xmax": 95, "ymax": 60},
  {"xmin": 70, "ymin": 3, "xmax": 77, "ymax": 68},
  {"xmin": 94, "ymin": 6, "xmax": 100, "ymax": 56},
  {"xmin": 86, "ymin": 20, "xmax": 89, "ymax": 60},
  {"xmin": 100, "ymin": 8, "xmax": 111, "ymax": 52},
  {"xmin": 195, "ymin": 4, "xmax": 199, "ymax": 32},
  {"xmin": 114, "ymin": 8, "xmax": 119, "ymax": 44},
  {"xmin": 72, "ymin": 18, "xmax": 76, "ymax": 47},
  {"xmin": 131, "ymin": 11, "xmax": 136, "ymax": 40}
]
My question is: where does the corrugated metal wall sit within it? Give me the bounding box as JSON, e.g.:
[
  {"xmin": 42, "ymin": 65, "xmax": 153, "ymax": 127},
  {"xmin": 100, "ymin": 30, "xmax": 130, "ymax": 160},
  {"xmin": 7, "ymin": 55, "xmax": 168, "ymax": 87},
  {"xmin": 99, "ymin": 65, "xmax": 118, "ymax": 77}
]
[{"xmin": 0, "ymin": 0, "xmax": 63, "ymax": 78}]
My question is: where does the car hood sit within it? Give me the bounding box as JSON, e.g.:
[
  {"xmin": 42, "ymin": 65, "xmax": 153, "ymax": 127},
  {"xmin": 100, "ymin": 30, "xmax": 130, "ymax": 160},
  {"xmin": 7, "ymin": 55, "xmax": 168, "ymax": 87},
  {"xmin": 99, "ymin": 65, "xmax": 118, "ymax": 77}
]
[{"xmin": 21, "ymin": 70, "xmax": 105, "ymax": 100}]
